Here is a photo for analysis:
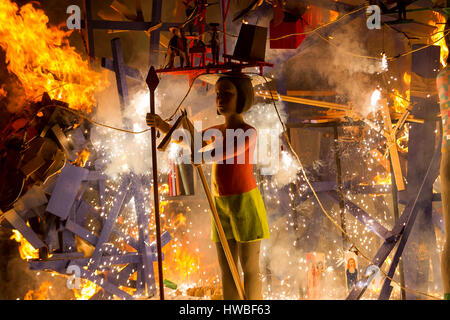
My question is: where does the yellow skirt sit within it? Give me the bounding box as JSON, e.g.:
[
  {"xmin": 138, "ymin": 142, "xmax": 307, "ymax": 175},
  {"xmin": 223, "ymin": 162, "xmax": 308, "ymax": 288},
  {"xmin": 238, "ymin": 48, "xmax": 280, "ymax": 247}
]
[{"xmin": 211, "ymin": 187, "xmax": 270, "ymax": 243}]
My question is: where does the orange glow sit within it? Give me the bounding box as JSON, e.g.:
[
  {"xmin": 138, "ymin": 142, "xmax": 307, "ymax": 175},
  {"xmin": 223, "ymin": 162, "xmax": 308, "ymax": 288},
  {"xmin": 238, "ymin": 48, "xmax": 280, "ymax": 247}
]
[
  {"xmin": 73, "ymin": 278, "xmax": 100, "ymax": 300},
  {"xmin": 396, "ymin": 125, "xmax": 409, "ymax": 153},
  {"xmin": 329, "ymin": 10, "xmax": 339, "ymax": 22},
  {"xmin": 10, "ymin": 229, "xmax": 39, "ymax": 260},
  {"xmin": 0, "ymin": 0, "xmax": 108, "ymax": 113},
  {"xmin": 373, "ymin": 173, "xmax": 391, "ymax": 185},
  {"xmin": 24, "ymin": 281, "xmax": 52, "ymax": 300},
  {"xmin": 163, "ymin": 245, "xmax": 201, "ymax": 284},
  {"xmin": 403, "ymin": 72, "xmax": 411, "ymax": 86},
  {"xmin": 390, "ymin": 89, "xmax": 410, "ymax": 113},
  {"xmin": 72, "ymin": 149, "xmax": 90, "ymax": 167},
  {"xmin": 429, "ymin": 12, "xmax": 448, "ymax": 67}
]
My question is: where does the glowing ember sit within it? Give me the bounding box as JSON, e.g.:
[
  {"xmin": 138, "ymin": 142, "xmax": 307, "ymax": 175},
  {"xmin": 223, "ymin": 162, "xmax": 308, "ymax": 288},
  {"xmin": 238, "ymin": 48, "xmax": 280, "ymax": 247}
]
[
  {"xmin": 24, "ymin": 281, "xmax": 52, "ymax": 300},
  {"xmin": 403, "ymin": 72, "xmax": 411, "ymax": 87},
  {"xmin": 72, "ymin": 149, "xmax": 90, "ymax": 167},
  {"xmin": 73, "ymin": 278, "xmax": 100, "ymax": 300},
  {"xmin": 390, "ymin": 89, "xmax": 409, "ymax": 113},
  {"xmin": 0, "ymin": 0, "xmax": 108, "ymax": 112},
  {"xmin": 396, "ymin": 125, "xmax": 409, "ymax": 153},
  {"xmin": 373, "ymin": 173, "xmax": 391, "ymax": 185},
  {"xmin": 10, "ymin": 229, "xmax": 39, "ymax": 260},
  {"xmin": 429, "ymin": 12, "xmax": 448, "ymax": 67}
]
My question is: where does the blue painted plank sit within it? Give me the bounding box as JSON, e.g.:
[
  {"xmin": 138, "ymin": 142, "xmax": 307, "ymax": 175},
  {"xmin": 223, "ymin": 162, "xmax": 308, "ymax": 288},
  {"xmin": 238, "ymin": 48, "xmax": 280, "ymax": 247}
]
[
  {"xmin": 28, "ymin": 260, "xmax": 68, "ymax": 273},
  {"xmin": 88, "ymin": 175, "xmax": 131, "ymax": 270},
  {"xmin": 109, "ymin": 263, "xmax": 138, "ymax": 288},
  {"xmin": 76, "ymin": 200, "xmax": 139, "ymax": 250},
  {"xmin": 13, "ymin": 185, "xmax": 48, "ymax": 218},
  {"xmin": 78, "ymin": 268, "xmax": 134, "ymax": 300},
  {"xmin": 132, "ymin": 177, "xmax": 156, "ymax": 295},
  {"xmin": 3, "ymin": 209, "xmax": 46, "ymax": 249},
  {"xmin": 46, "ymin": 163, "xmax": 89, "ymax": 220},
  {"xmin": 69, "ymin": 253, "xmax": 142, "ymax": 269},
  {"xmin": 102, "ymin": 58, "xmax": 143, "ymax": 81},
  {"xmin": 65, "ymin": 219, "xmax": 99, "ymax": 245},
  {"xmin": 110, "ymin": 38, "xmax": 130, "ymax": 108},
  {"xmin": 327, "ymin": 192, "xmax": 391, "ymax": 240}
]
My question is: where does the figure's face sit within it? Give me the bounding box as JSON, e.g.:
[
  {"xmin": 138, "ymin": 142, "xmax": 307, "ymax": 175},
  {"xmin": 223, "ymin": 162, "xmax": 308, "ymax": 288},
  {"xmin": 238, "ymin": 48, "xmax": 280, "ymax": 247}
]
[{"xmin": 216, "ymin": 79, "xmax": 238, "ymax": 116}]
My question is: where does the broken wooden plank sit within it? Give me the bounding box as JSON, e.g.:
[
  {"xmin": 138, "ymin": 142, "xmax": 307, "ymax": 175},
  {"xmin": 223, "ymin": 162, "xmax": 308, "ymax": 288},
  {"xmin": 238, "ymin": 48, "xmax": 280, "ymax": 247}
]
[
  {"xmin": 65, "ymin": 219, "xmax": 99, "ymax": 245},
  {"xmin": 51, "ymin": 124, "xmax": 75, "ymax": 160},
  {"xmin": 327, "ymin": 192, "xmax": 391, "ymax": 241},
  {"xmin": 132, "ymin": 177, "xmax": 156, "ymax": 295},
  {"xmin": 46, "ymin": 163, "xmax": 89, "ymax": 220},
  {"xmin": 13, "ymin": 185, "xmax": 48, "ymax": 218},
  {"xmin": 3, "ymin": 209, "xmax": 46, "ymax": 249},
  {"xmin": 381, "ymin": 101, "xmax": 405, "ymax": 191},
  {"xmin": 88, "ymin": 175, "xmax": 131, "ymax": 270},
  {"xmin": 78, "ymin": 268, "xmax": 134, "ymax": 300},
  {"xmin": 101, "ymin": 58, "xmax": 143, "ymax": 81}
]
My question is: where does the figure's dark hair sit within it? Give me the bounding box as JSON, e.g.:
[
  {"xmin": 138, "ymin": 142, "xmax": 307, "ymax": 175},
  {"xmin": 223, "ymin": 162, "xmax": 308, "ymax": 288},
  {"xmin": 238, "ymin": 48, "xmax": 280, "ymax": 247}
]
[{"xmin": 216, "ymin": 73, "xmax": 254, "ymax": 113}]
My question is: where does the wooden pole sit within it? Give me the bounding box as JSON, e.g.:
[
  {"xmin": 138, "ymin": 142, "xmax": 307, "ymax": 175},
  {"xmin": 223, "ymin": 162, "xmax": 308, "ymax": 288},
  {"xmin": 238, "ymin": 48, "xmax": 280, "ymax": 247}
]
[
  {"xmin": 389, "ymin": 153, "xmax": 406, "ymax": 300},
  {"xmin": 146, "ymin": 66, "xmax": 164, "ymax": 300},
  {"xmin": 381, "ymin": 101, "xmax": 405, "ymax": 191}
]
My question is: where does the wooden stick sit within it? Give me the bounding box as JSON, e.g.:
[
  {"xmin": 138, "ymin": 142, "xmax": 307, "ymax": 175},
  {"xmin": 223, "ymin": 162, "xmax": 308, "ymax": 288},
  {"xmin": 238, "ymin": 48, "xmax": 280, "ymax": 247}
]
[
  {"xmin": 381, "ymin": 101, "xmax": 405, "ymax": 191},
  {"xmin": 256, "ymin": 92, "xmax": 352, "ymax": 111},
  {"xmin": 146, "ymin": 66, "xmax": 165, "ymax": 299}
]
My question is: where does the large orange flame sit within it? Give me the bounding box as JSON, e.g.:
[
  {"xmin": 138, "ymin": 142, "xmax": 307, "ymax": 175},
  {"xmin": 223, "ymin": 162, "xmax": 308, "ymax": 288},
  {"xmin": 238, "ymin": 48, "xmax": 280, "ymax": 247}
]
[
  {"xmin": 10, "ymin": 229, "xmax": 40, "ymax": 260},
  {"xmin": 24, "ymin": 281, "xmax": 52, "ymax": 300},
  {"xmin": 73, "ymin": 278, "xmax": 100, "ymax": 300},
  {"xmin": 72, "ymin": 149, "xmax": 90, "ymax": 167},
  {"xmin": 429, "ymin": 11, "xmax": 448, "ymax": 67},
  {"xmin": 0, "ymin": 0, "xmax": 107, "ymax": 112}
]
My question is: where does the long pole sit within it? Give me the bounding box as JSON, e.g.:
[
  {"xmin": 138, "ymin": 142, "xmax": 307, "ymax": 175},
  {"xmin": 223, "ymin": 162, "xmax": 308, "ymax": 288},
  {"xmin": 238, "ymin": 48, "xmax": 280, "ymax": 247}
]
[
  {"xmin": 389, "ymin": 154, "xmax": 406, "ymax": 300},
  {"xmin": 146, "ymin": 67, "xmax": 164, "ymax": 300}
]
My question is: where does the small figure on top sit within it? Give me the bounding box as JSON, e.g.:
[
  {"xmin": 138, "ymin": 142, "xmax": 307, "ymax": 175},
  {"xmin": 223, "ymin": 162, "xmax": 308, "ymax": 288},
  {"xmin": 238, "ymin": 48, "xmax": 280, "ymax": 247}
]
[
  {"xmin": 208, "ymin": 22, "xmax": 220, "ymax": 65},
  {"xmin": 165, "ymin": 26, "xmax": 189, "ymax": 69}
]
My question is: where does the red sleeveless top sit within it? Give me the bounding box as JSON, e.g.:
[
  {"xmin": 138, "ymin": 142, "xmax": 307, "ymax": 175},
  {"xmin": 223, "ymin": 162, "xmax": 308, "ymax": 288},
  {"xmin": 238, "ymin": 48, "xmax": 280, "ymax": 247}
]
[{"xmin": 202, "ymin": 124, "xmax": 257, "ymax": 196}]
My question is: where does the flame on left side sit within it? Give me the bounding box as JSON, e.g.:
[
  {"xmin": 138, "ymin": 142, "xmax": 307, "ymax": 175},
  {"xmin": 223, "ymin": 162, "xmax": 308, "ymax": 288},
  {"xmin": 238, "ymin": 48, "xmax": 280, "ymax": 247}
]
[
  {"xmin": 0, "ymin": 0, "xmax": 108, "ymax": 112},
  {"xmin": 10, "ymin": 229, "xmax": 39, "ymax": 260}
]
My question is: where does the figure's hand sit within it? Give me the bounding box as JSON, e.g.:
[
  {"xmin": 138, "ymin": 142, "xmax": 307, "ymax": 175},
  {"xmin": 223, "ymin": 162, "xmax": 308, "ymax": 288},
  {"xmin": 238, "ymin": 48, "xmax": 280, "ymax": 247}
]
[{"xmin": 146, "ymin": 113, "xmax": 163, "ymax": 128}]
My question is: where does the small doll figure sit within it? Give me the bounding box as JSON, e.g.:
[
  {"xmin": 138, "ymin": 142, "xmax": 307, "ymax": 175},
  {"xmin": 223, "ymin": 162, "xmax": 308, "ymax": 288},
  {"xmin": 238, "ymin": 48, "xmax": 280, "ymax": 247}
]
[
  {"xmin": 346, "ymin": 258, "xmax": 358, "ymax": 290},
  {"xmin": 436, "ymin": 19, "xmax": 450, "ymax": 300},
  {"xmin": 178, "ymin": 28, "xmax": 190, "ymax": 68},
  {"xmin": 165, "ymin": 27, "xmax": 180, "ymax": 69},
  {"xmin": 165, "ymin": 27, "xmax": 190, "ymax": 68},
  {"xmin": 208, "ymin": 22, "xmax": 220, "ymax": 65},
  {"xmin": 146, "ymin": 72, "xmax": 270, "ymax": 300}
]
